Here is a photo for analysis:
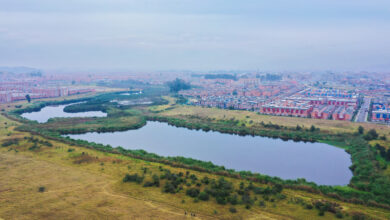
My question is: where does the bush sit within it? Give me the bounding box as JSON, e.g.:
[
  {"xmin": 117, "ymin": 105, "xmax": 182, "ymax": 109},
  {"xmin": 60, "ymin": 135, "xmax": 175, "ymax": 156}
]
[
  {"xmin": 186, "ymin": 188, "xmax": 200, "ymax": 198},
  {"xmin": 163, "ymin": 182, "xmax": 177, "ymax": 193},
  {"xmin": 358, "ymin": 126, "xmax": 364, "ymax": 134},
  {"xmin": 123, "ymin": 173, "xmax": 144, "ymax": 184},
  {"xmin": 198, "ymin": 192, "xmax": 209, "ymax": 201},
  {"xmin": 259, "ymin": 200, "xmax": 266, "ymax": 207},
  {"xmin": 201, "ymin": 176, "xmax": 210, "ymax": 185},
  {"xmin": 364, "ymin": 129, "xmax": 378, "ymax": 140},
  {"xmin": 216, "ymin": 196, "xmax": 227, "ymax": 205},
  {"xmin": 38, "ymin": 186, "xmax": 45, "ymax": 192},
  {"xmin": 335, "ymin": 212, "xmax": 343, "ymax": 218},
  {"xmin": 229, "ymin": 207, "xmax": 237, "ymax": 213},
  {"xmin": 228, "ymin": 194, "xmax": 238, "ymax": 205},
  {"xmin": 351, "ymin": 212, "xmax": 367, "ymax": 220},
  {"xmin": 1, "ymin": 139, "xmax": 19, "ymax": 147},
  {"xmin": 143, "ymin": 181, "xmax": 155, "ymax": 187},
  {"xmin": 152, "ymin": 174, "xmax": 160, "ymax": 187}
]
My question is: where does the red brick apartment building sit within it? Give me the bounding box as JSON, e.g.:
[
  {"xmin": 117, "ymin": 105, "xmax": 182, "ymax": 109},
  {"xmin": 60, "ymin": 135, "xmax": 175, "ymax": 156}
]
[{"xmin": 260, "ymin": 100, "xmax": 313, "ymax": 117}]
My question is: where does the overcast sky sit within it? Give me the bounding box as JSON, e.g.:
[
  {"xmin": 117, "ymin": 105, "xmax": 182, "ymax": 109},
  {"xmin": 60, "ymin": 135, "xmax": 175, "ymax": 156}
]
[{"xmin": 0, "ymin": 0, "xmax": 389, "ymax": 72}]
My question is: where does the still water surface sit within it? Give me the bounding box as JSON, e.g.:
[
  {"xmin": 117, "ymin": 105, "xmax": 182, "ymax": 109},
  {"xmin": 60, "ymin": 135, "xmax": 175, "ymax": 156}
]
[
  {"xmin": 21, "ymin": 104, "xmax": 107, "ymax": 123},
  {"xmin": 67, "ymin": 121, "xmax": 353, "ymax": 185}
]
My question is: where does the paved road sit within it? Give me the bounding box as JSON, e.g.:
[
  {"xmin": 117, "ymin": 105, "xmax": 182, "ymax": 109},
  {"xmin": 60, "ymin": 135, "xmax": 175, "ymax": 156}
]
[{"xmin": 355, "ymin": 97, "xmax": 371, "ymax": 122}]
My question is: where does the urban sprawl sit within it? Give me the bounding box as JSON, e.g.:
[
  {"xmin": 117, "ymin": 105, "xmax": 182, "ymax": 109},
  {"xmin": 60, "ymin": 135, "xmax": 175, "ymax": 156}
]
[{"xmin": 1, "ymin": 69, "xmax": 389, "ymax": 124}]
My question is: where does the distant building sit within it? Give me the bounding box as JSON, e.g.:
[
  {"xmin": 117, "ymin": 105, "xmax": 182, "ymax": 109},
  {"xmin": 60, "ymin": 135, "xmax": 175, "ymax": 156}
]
[
  {"xmin": 0, "ymin": 91, "xmax": 12, "ymax": 103},
  {"xmin": 371, "ymin": 98, "xmax": 390, "ymax": 122},
  {"xmin": 260, "ymin": 100, "xmax": 313, "ymax": 117}
]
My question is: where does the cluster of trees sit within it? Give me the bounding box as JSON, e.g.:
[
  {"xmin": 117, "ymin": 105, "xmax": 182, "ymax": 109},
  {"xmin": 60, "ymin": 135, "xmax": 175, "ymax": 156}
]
[
  {"xmin": 1, "ymin": 138, "xmax": 19, "ymax": 147},
  {"xmin": 123, "ymin": 168, "xmax": 287, "ymax": 211},
  {"xmin": 256, "ymin": 73, "xmax": 282, "ymax": 81},
  {"xmin": 374, "ymin": 144, "xmax": 390, "ymax": 161},
  {"xmin": 24, "ymin": 136, "xmax": 53, "ymax": 147},
  {"xmin": 63, "ymin": 102, "xmax": 107, "ymax": 113},
  {"xmin": 204, "ymin": 74, "xmax": 237, "ymax": 81},
  {"xmin": 123, "ymin": 173, "xmax": 144, "ymax": 184},
  {"xmin": 166, "ymin": 78, "xmax": 191, "ymax": 93},
  {"xmin": 358, "ymin": 126, "xmax": 384, "ymax": 141}
]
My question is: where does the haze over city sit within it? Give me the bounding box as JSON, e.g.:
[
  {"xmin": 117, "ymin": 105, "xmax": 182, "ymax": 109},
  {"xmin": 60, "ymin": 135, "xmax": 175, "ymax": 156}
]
[{"xmin": 1, "ymin": 0, "xmax": 390, "ymax": 72}]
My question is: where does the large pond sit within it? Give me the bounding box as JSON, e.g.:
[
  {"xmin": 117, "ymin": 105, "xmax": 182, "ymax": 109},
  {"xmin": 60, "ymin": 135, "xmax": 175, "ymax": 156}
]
[
  {"xmin": 21, "ymin": 104, "xmax": 107, "ymax": 123},
  {"xmin": 67, "ymin": 121, "xmax": 353, "ymax": 185}
]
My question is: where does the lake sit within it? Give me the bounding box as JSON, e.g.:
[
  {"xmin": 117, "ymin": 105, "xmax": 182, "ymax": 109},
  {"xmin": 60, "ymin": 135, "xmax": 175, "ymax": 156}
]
[
  {"xmin": 67, "ymin": 121, "xmax": 353, "ymax": 185},
  {"xmin": 21, "ymin": 103, "xmax": 107, "ymax": 123}
]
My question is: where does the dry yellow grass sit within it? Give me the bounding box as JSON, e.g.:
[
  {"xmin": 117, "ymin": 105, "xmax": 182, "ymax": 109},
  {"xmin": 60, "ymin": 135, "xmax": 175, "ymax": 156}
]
[{"xmin": 0, "ymin": 151, "xmax": 202, "ymax": 220}]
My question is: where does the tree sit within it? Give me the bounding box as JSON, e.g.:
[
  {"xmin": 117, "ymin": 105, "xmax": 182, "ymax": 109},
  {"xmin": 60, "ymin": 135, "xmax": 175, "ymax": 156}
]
[
  {"xmin": 166, "ymin": 78, "xmax": 191, "ymax": 93},
  {"xmin": 364, "ymin": 129, "xmax": 378, "ymax": 140},
  {"xmin": 25, "ymin": 94, "xmax": 31, "ymax": 103},
  {"xmin": 198, "ymin": 191, "xmax": 209, "ymax": 201},
  {"xmin": 358, "ymin": 126, "xmax": 364, "ymax": 134},
  {"xmin": 186, "ymin": 188, "xmax": 200, "ymax": 197}
]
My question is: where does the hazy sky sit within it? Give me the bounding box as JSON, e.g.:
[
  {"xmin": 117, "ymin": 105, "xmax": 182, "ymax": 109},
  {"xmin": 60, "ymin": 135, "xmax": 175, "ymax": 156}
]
[{"xmin": 0, "ymin": 0, "xmax": 389, "ymax": 72}]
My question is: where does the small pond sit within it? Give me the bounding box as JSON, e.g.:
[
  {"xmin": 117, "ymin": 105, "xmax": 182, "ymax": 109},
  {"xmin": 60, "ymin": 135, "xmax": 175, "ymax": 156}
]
[{"xmin": 21, "ymin": 103, "xmax": 107, "ymax": 123}]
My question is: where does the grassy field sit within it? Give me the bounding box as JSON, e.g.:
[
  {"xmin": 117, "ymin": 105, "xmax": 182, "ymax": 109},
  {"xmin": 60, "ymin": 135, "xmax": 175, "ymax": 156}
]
[{"xmin": 1, "ymin": 99, "xmax": 390, "ymax": 219}]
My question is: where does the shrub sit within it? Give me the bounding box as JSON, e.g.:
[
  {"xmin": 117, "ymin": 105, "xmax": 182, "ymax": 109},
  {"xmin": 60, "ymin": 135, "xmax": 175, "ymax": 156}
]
[
  {"xmin": 38, "ymin": 186, "xmax": 45, "ymax": 192},
  {"xmin": 305, "ymin": 204, "xmax": 313, "ymax": 209},
  {"xmin": 351, "ymin": 212, "xmax": 367, "ymax": 220},
  {"xmin": 163, "ymin": 182, "xmax": 177, "ymax": 193},
  {"xmin": 216, "ymin": 196, "xmax": 227, "ymax": 205},
  {"xmin": 189, "ymin": 174, "xmax": 198, "ymax": 181},
  {"xmin": 152, "ymin": 174, "xmax": 160, "ymax": 187},
  {"xmin": 335, "ymin": 212, "xmax": 343, "ymax": 218},
  {"xmin": 198, "ymin": 192, "xmax": 209, "ymax": 201},
  {"xmin": 123, "ymin": 173, "xmax": 144, "ymax": 184},
  {"xmin": 143, "ymin": 181, "xmax": 155, "ymax": 187},
  {"xmin": 201, "ymin": 176, "xmax": 210, "ymax": 184},
  {"xmin": 364, "ymin": 129, "xmax": 378, "ymax": 140},
  {"xmin": 1, "ymin": 139, "xmax": 19, "ymax": 147},
  {"xmin": 358, "ymin": 126, "xmax": 364, "ymax": 134},
  {"xmin": 259, "ymin": 200, "xmax": 266, "ymax": 207},
  {"xmin": 229, "ymin": 207, "xmax": 237, "ymax": 213},
  {"xmin": 186, "ymin": 188, "xmax": 200, "ymax": 198},
  {"xmin": 228, "ymin": 194, "xmax": 238, "ymax": 205}
]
